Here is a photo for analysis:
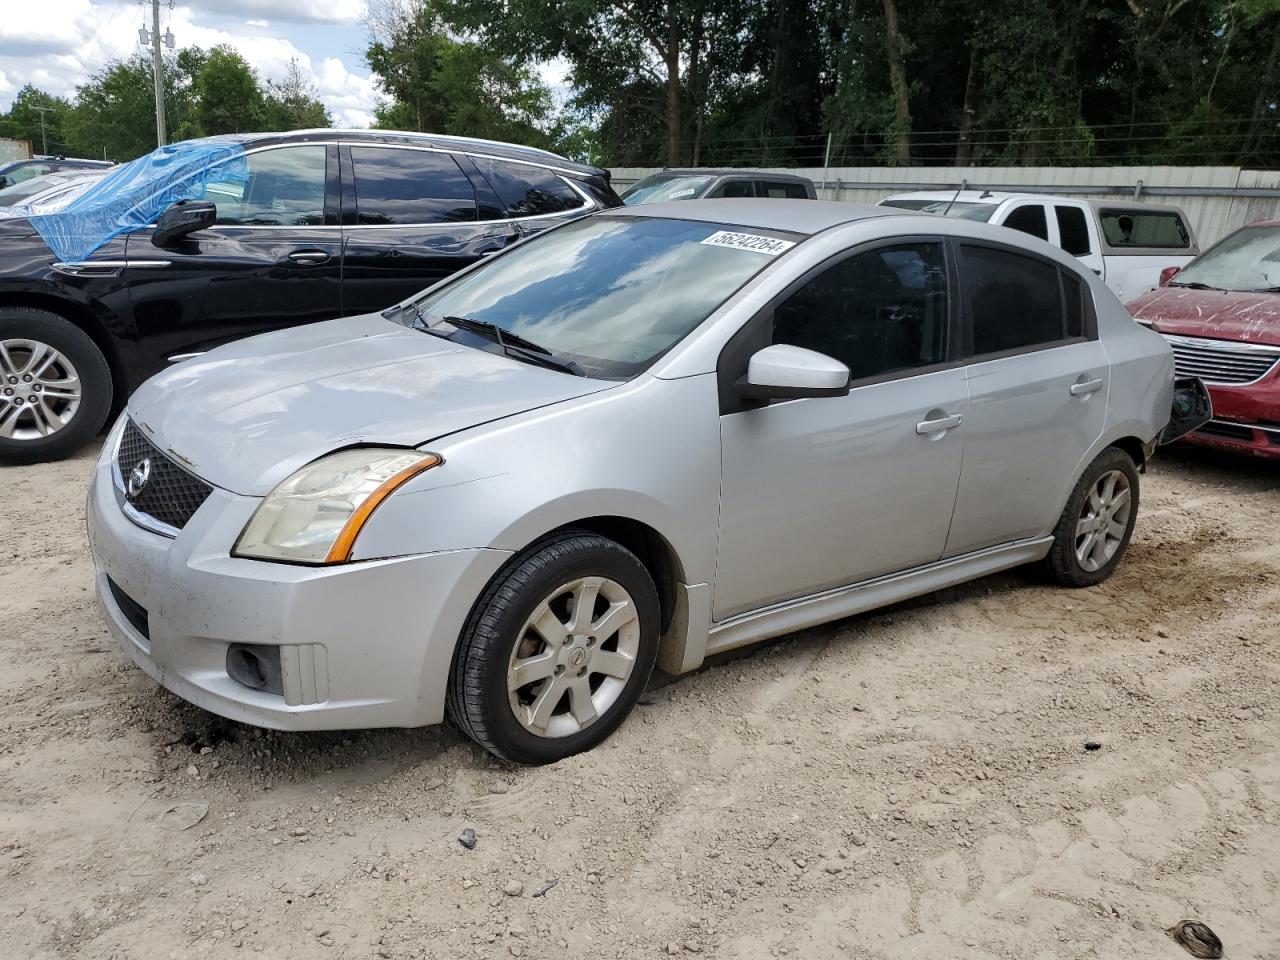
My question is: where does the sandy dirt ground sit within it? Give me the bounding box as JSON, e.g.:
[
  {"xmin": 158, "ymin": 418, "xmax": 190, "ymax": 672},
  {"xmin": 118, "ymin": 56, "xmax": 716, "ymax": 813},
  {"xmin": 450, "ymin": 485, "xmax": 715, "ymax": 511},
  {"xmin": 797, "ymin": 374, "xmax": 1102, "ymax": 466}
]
[{"xmin": 1, "ymin": 442, "xmax": 1278, "ymax": 960}]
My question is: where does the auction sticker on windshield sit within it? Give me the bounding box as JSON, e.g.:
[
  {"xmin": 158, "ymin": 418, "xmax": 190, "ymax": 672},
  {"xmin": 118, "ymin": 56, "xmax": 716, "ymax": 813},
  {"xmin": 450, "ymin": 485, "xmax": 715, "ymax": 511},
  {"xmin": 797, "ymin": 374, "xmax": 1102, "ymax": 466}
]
[{"xmin": 700, "ymin": 231, "xmax": 796, "ymax": 255}]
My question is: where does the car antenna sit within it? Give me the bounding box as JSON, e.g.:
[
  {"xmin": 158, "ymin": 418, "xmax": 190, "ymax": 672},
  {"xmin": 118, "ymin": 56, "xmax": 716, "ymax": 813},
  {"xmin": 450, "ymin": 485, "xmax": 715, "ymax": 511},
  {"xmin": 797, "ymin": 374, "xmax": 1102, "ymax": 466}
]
[{"xmin": 942, "ymin": 179, "xmax": 968, "ymax": 215}]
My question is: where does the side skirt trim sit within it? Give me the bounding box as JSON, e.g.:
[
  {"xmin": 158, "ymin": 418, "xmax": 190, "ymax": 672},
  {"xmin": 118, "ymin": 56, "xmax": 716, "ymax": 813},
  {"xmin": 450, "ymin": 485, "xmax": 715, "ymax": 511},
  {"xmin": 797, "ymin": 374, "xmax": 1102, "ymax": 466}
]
[{"xmin": 705, "ymin": 536, "xmax": 1054, "ymax": 658}]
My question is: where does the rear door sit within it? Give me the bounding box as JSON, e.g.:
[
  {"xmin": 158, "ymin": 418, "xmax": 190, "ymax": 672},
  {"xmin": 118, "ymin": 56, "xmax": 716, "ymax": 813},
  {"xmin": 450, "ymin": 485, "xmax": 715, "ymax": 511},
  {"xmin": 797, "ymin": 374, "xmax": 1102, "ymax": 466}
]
[
  {"xmin": 943, "ymin": 241, "xmax": 1108, "ymax": 557},
  {"xmin": 339, "ymin": 144, "xmax": 520, "ymax": 315},
  {"xmin": 1052, "ymin": 201, "xmax": 1105, "ymax": 278},
  {"xmin": 124, "ymin": 142, "xmax": 344, "ymax": 362}
]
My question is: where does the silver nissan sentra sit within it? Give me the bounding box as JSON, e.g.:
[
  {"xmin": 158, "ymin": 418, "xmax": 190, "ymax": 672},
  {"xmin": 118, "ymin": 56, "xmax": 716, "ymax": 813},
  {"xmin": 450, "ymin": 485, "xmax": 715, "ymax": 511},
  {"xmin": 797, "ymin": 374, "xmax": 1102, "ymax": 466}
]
[{"xmin": 87, "ymin": 199, "xmax": 1194, "ymax": 764}]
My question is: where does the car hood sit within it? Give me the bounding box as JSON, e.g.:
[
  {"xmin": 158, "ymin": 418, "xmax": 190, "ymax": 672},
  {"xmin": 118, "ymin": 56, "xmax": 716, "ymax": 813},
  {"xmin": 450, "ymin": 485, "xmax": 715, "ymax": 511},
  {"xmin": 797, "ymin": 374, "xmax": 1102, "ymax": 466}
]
[
  {"xmin": 1127, "ymin": 286, "xmax": 1280, "ymax": 347},
  {"xmin": 128, "ymin": 313, "xmax": 617, "ymax": 495}
]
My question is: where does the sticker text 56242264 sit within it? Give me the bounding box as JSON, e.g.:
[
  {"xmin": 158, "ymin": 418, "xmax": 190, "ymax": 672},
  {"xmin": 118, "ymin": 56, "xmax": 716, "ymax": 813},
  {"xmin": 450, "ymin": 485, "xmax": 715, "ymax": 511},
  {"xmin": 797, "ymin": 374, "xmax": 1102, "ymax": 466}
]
[{"xmin": 699, "ymin": 231, "xmax": 796, "ymax": 256}]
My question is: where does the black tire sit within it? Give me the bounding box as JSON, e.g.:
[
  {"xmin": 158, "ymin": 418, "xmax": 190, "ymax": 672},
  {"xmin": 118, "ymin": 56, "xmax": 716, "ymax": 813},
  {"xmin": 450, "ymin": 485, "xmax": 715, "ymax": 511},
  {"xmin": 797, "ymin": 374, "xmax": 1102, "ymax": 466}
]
[
  {"xmin": 1044, "ymin": 447, "xmax": 1140, "ymax": 587},
  {"xmin": 0, "ymin": 308, "xmax": 112, "ymax": 466},
  {"xmin": 448, "ymin": 530, "xmax": 661, "ymax": 764}
]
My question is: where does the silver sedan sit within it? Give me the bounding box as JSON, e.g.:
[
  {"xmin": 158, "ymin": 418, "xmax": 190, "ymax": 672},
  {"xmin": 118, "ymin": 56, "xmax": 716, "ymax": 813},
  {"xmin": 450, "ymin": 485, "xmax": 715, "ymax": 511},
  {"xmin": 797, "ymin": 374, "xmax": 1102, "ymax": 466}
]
[{"xmin": 87, "ymin": 200, "xmax": 1186, "ymax": 763}]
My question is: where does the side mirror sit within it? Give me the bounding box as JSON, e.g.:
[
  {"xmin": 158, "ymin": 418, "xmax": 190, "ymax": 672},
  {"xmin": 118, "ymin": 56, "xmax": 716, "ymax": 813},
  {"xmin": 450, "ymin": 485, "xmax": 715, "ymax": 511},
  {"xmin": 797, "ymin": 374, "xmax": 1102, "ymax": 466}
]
[
  {"xmin": 1159, "ymin": 265, "xmax": 1181, "ymax": 286},
  {"xmin": 737, "ymin": 344, "xmax": 850, "ymax": 401},
  {"xmin": 153, "ymin": 199, "xmax": 216, "ymax": 247}
]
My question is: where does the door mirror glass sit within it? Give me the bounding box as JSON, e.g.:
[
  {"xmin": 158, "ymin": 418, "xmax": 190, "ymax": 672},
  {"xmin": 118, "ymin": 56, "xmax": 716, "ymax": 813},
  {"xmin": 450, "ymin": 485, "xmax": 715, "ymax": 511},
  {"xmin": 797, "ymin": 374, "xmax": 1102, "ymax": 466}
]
[
  {"xmin": 738, "ymin": 344, "xmax": 850, "ymax": 400},
  {"xmin": 1159, "ymin": 265, "xmax": 1181, "ymax": 286},
  {"xmin": 152, "ymin": 199, "xmax": 216, "ymax": 247}
]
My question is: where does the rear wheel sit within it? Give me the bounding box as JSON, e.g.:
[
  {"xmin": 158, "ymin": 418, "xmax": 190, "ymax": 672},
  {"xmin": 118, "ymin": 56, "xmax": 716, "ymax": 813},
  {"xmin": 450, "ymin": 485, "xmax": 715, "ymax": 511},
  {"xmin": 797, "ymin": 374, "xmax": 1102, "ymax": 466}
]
[
  {"xmin": 0, "ymin": 308, "xmax": 112, "ymax": 465},
  {"xmin": 1044, "ymin": 447, "xmax": 1140, "ymax": 587},
  {"xmin": 448, "ymin": 530, "xmax": 661, "ymax": 764}
]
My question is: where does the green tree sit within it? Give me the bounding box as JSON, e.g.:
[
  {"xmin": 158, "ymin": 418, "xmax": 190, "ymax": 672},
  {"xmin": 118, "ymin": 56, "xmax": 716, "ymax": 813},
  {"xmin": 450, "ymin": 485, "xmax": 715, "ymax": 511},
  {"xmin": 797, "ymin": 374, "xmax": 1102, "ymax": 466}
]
[
  {"xmin": 194, "ymin": 45, "xmax": 266, "ymax": 135},
  {"xmin": 263, "ymin": 59, "xmax": 332, "ymax": 130},
  {"xmin": 63, "ymin": 56, "xmax": 169, "ymax": 160},
  {"xmin": 0, "ymin": 86, "xmax": 72, "ymax": 155}
]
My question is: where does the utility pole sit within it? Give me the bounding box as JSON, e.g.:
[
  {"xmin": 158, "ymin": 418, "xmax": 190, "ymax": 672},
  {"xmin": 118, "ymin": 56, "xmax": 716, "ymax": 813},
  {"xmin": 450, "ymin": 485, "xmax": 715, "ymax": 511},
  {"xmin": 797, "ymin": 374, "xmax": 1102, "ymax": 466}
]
[
  {"xmin": 33, "ymin": 106, "xmax": 53, "ymax": 156},
  {"xmin": 149, "ymin": 0, "xmax": 166, "ymax": 146}
]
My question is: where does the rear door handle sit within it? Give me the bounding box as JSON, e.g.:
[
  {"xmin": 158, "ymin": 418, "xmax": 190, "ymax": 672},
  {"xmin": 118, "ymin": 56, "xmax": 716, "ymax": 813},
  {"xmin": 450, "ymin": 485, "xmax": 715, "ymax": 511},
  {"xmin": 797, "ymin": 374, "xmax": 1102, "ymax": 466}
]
[
  {"xmin": 287, "ymin": 250, "xmax": 332, "ymax": 265},
  {"xmin": 916, "ymin": 413, "xmax": 963, "ymax": 435},
  {"xmin": 1070, "ymin": 377, "xmax": 1104, "ymax": 396}
]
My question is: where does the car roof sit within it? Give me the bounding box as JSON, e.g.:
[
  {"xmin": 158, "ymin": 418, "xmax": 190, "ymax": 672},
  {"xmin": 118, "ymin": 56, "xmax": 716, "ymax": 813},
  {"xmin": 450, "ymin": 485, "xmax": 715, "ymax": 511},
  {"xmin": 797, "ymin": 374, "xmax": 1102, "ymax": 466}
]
[
  {"xmin": 883, "ymin": 190, "xmax": 1033, "ymax": 204},
  {"xmin": 605, "ymin": 198, "xmax": 896, "ymax": 235},
  {"xmin": 231, "ymin": 129, "xmax": 606, "ymax": 177},
  {"xmin": 651, "ymin": 168, "xmax": 813, "ymax": 182}
]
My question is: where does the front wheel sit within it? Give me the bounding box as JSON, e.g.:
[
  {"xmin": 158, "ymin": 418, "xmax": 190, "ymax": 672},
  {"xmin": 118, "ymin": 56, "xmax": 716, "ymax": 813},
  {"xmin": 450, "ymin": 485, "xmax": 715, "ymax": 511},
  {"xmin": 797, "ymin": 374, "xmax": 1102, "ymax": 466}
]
[
  {"xmin": 1044, "ymin": 447, "xmax": 1140, "ymax": 587},
  {"xmin": 0, "ymin": 308, "xmax": 112, "ymax": 465},
  {"xmin": 448, "ymin": 531, "xmax": 661, "ymax": 764}
]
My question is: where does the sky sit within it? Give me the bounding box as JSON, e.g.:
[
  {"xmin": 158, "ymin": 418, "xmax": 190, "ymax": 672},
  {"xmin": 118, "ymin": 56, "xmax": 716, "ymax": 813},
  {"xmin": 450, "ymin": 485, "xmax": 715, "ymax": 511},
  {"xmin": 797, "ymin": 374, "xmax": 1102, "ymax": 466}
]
[{"xmin": 0, "ymin": 0, "xmax": 390, "ymax": 128}]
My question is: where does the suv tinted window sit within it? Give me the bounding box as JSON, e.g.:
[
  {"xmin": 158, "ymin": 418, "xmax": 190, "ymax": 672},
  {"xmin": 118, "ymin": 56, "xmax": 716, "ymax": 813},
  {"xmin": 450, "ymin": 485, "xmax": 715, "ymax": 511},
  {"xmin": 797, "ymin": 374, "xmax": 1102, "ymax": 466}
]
[
  {"xmin": 708, "ymin": 180, "xmax": 754, "ymax": 199},
  {"xmin": 962, "ymin": 244, "xmax": 1066, "ymax": 355},
  {"xmin": 351, "ymin": 147, "xmax": 476, "ymax": 225},
  {"xmin": 772, "ymin": 242, "xmax": 948, "ymax": 381},
  {"xmin": 207, "ymin": 146, "xmax": 326, "ymax": 226},
  {"xmin": 1099, "ymin": 209, "xmax": 1190, "ymax": 248},
  {"xmin": 472, "ymin": 157, "xmax": 584, "ymax": 217},
  {"xmin": 758, "ymin": 180, "xmax": 809, "ymax": 199},
  {"xmin": 1003, "ymin": 204, "xmax": 1048, "ymax": 240},
  {"xmin": 1055, "ymin": 205, "xmax": 1092, "ymax": 255}
]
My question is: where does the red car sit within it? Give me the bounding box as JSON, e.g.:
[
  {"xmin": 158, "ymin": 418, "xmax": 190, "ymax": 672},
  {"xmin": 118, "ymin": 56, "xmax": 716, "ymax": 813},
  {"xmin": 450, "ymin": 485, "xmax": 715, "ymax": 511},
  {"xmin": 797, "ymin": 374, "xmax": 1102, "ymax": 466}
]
[{"xmin": 1127, "ymin": 220, "xmax": 1280, "ymax": 459}]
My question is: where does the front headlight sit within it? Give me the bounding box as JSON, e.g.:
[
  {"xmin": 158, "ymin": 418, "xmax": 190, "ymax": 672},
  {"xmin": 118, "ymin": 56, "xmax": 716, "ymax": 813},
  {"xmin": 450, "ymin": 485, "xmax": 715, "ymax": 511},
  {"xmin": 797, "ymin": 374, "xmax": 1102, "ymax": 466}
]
[{"xmin": 233, "ymin": 448, "xmax": 442, "ymax": 565}]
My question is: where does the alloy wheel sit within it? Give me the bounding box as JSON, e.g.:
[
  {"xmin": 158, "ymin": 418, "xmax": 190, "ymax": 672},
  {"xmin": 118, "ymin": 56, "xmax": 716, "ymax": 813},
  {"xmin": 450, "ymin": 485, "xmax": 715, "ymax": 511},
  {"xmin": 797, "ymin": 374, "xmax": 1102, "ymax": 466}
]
[
  {"xmin": 0, "ymin": 338, "xmax": 83, "ymax": 441},
  {"xmin": 1074, "ymin": 469, "xmax": 1132, "ymax": 573},
  {"xmin": 506, "ymin": 576, "xmax": 641, "ymax": 738}
]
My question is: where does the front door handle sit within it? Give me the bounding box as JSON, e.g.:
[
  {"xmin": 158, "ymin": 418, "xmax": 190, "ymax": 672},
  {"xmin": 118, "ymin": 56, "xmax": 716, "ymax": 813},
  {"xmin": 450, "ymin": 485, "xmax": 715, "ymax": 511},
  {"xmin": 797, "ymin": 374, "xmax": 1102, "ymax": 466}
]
[
  {"xmin": 287, "ymin": 250, "xmax": 332, "ymax": 266},
  {"xmin": 916, "ymin": 412, "xmax": 963, "ymax": 435},
  {"xmin": 1070, "ymin": 377, "xmax": 1104, "ymax": 396}
]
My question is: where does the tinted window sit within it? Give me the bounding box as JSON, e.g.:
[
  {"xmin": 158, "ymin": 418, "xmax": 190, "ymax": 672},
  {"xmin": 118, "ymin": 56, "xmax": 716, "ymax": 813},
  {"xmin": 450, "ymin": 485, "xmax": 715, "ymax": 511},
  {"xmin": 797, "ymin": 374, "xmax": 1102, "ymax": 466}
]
[
  {"xmin": 472, "ymin": 157, "xmax": 584, "ymax": 217},
  {"xmin": 351, "ymin": 147, "xmax": 476, "ymax": 225},
  {"xmin": 772, "ymin": 243, "xmax": 948, "ymax": 381},
  {"xmin": 206, "ymin": 146, "xmax": 326, "ymax": 226},
  {"xmin": 758, "ymin": 180, "xmax": 809, "ymax": 199},
  {"xmin": 709, "ymin": 180, "xmax": 754, "ymax": 199},
  {"xmin": 8, "ymin": 163, "xmax": 50, "ymax": 185},
  {"xmin": 1055, "ymin": 205, "xmax": 1092, "ymax": 256},
  {"xmin": 1003, "ymin": 204, "xmax": 1048, "ymax": 240},
  {"xmin": 1063, "ymin": 272, "xmax": 1084, "ymax": 338},
  {"xmin": 1099, "ymin": 209, "xmax": 1190, "ymax": 248},
  {"xmin": 962, "ymin": 245, "xmax": 1066, "ymax": 355}
]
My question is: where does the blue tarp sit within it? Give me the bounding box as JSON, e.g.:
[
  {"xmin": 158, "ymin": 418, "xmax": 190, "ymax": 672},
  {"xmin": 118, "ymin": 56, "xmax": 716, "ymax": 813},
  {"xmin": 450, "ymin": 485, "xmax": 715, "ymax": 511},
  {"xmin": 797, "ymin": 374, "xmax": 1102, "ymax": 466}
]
[{"xmin": 20, "ymin": 137, "xmax": 248, "ymax": 263}]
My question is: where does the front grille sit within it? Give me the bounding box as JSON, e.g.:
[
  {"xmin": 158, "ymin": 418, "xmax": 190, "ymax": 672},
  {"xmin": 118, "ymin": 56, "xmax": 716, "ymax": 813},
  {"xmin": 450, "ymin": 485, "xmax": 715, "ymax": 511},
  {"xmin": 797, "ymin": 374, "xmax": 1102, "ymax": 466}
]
[
  {"xmin": 116, "ymin": 420, "xmax": 213, "ymax": 532},
  {"xmin": 107, "ymin": 577, "xmax": 150, "ymax": 639},
  {"xmin": 1164, "ymin": 333, "xmax": 1280, "ymax": 385}
]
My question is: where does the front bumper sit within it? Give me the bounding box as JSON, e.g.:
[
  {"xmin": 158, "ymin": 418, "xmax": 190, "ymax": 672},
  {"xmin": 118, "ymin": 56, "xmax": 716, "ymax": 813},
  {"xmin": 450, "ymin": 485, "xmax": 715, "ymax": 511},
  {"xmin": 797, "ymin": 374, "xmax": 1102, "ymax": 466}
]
[
  {"xmin": 1182, "ymin": 373, "xmax": 1280, "ymax": 460},
  {"xmin": 86, "ymin": 452, "xmax": 511, "ymax": 730}
]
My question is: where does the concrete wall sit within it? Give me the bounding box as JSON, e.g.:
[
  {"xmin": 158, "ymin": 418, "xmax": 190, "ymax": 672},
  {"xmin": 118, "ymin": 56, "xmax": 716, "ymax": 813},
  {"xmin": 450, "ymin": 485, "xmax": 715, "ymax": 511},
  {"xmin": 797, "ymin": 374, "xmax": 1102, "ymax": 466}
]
[
  {"xmin": 0, "ymin": 138, "xmax": 33, "ymax": 163},
  {"xmin": 610, "ymin": 165, "xmax": 1280, "ymax": 247}
]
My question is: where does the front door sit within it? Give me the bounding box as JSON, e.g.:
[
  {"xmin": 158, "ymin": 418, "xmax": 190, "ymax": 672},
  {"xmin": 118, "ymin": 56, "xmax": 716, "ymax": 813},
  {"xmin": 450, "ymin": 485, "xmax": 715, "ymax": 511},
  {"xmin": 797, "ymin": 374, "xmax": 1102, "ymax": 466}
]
[
  {"xmin": 339, "ymin": 145, "xmax": 519, "ymax": 315},
  {"xmin": 125, "ymin": 143, "xmax": 343, "ymax": 362},
  {"xmin": 944, "ymin": 241, "xmax": 1109, "ymax": 556},
  {"xmin": 714, "ymin": 239, "xmax": 967, "ymax": 621}
]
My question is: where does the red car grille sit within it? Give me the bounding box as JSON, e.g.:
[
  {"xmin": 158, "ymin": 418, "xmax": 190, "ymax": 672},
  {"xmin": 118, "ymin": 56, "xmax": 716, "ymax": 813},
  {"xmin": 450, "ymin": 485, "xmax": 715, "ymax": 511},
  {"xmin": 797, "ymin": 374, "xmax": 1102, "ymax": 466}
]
[{"xmin": 1163, "ymin": 333, "xmax": 1280, "ymax": 385}]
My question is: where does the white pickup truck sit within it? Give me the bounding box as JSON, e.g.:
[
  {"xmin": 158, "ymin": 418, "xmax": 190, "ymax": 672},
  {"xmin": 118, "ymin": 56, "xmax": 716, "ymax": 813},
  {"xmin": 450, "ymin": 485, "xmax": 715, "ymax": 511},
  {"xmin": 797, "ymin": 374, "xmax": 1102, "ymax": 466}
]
[{"xmin": 879, "ymin": 190, "xmax": 1199, "ymax": 302}]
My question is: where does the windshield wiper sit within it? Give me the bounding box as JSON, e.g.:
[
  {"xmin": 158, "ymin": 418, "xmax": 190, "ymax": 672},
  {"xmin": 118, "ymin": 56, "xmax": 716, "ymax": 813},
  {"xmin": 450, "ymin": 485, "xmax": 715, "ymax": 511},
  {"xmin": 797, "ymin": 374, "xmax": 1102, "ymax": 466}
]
[
  {"xmin": 1167, "ymin": 281, "xmax": 1223, "ymax": 291},
  {"xmin": 443, "ymin": 316, "xmax": 584, "ymax": 376}
]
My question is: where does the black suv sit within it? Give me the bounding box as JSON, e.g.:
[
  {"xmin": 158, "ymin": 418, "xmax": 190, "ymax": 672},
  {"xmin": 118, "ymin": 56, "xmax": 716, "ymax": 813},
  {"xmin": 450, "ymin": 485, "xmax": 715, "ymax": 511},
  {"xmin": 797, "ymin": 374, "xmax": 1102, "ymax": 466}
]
[
  {"xmin": 0, "ymin": 131, "xmax": 620, "ymax": 464},
  {"xmin": 0, "ymin": 157, "xmax": 114, "ymax": 189}
]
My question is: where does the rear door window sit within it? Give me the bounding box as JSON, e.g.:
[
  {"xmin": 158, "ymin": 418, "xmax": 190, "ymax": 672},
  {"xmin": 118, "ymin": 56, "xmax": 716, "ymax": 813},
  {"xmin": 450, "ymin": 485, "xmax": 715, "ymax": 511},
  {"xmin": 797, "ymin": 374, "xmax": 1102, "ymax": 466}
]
[
  {"xmin": 961, "ymin": 244, "xmax": 1068, "ymax": 355},
  {"xmin": 1099, "ymin": 209, "xmax": 1190, "ymax": 248},
  {"xmin": 1003, "ymin": 203, "xmax": 1049, "ymax": 241},
  {"xmin": 350, "ymin": 147, "xmax": 477, "ymax": 225},
  {"xmin": 1055, "ymin": 205, "xmax": 1092, "ymax": 256},
  {"xmin": 757, "ymin": 180, "xmax": 809, "ymax": 199},
  {"xmin": 470, "ymin": 157, "xmax": 584, "ymax": 217}
]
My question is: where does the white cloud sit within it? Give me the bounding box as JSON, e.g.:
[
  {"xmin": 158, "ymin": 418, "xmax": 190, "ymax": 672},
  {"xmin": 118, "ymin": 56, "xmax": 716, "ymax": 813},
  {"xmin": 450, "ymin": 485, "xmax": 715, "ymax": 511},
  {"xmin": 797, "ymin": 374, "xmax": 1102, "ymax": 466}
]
[{"xmin": 0, "ymin": 0, "xmax": 378, "ymax": 130}]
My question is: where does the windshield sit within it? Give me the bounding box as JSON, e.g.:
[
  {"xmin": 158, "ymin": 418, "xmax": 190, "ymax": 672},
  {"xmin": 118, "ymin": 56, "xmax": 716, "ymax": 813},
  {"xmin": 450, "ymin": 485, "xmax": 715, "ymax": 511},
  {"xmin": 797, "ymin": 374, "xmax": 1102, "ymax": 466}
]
[
  {"xmin": 403, "ymin": 215, "xmax": 798, "ymax": 378},
  {"xmin": 621, "ymin": 174, "xmax": 715, "ymax": 205},
  {"xmin": 1171, "ymin": 225, "xmax": 1280, "ymax": 292}
]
